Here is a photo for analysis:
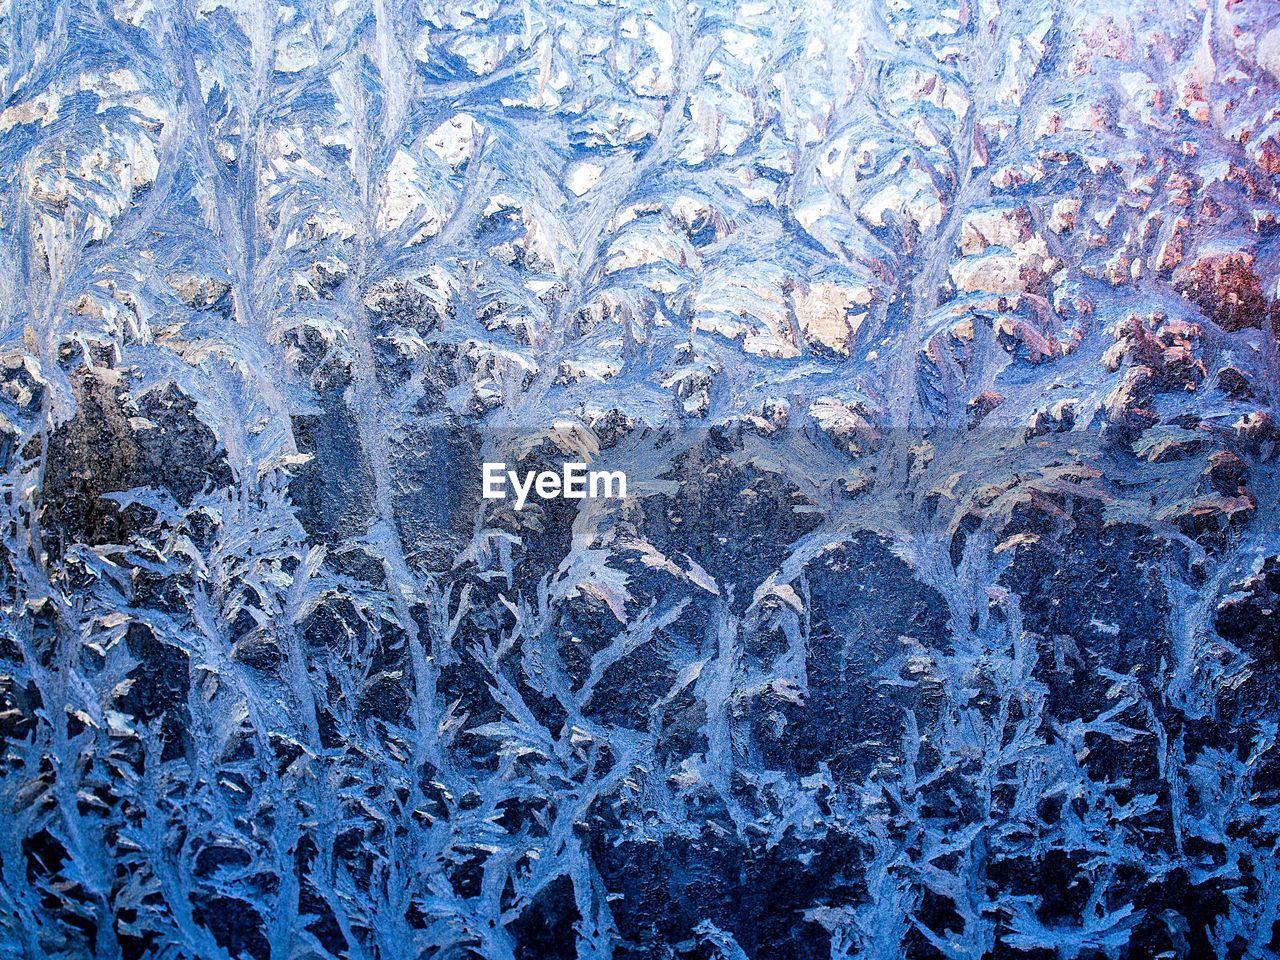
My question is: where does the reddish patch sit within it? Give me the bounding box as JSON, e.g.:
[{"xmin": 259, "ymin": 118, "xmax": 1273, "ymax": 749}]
[{"xmin": 1174, "ymin": 253, "xmax": 1277, "ymax": 337}]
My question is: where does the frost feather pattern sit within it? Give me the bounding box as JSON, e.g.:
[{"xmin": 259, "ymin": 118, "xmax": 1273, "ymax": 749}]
[{"xmin": 1, "ymin": 1, "xmax": 1279, "ymax": 959}]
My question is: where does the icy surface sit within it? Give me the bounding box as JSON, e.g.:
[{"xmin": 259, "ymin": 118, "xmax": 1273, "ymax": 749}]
[{"xmin": 2, "ymin": 0, "xmax": 1280, "ymax": 958}]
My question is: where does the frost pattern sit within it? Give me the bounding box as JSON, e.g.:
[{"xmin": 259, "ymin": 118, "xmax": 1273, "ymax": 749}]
[{"xmin": 1, "ymin": 1, "xmax": 1280, "ymax": 959}]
